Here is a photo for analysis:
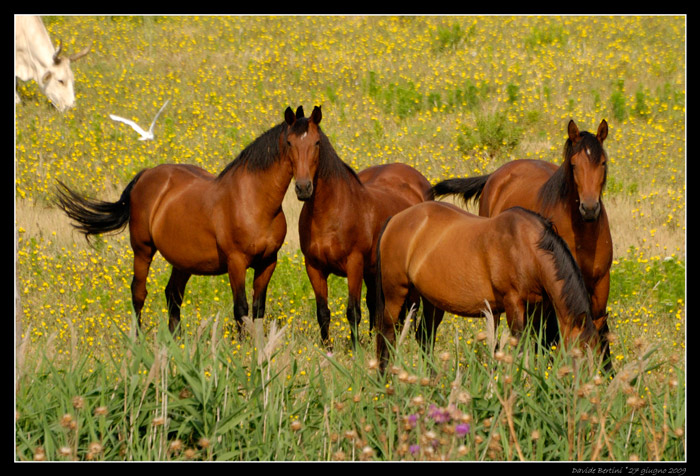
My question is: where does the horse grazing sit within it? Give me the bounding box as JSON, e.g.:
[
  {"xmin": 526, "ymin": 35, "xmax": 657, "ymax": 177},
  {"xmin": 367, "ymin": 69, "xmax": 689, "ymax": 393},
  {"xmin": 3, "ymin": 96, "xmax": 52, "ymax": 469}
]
[
  {"xmin": 429, "ymin": 119, "xmax": 613, "ymax": 370},
  {"xmin": 375, "ymin": 201, "xmax": 599, "ymax": 373},
  {"xmin": 55, "ymin": 106, "xmax": 311, "ymax": 335},
  {"xmin": 288, "ymin": 106, "xmax": 432, "ymax": 347}
]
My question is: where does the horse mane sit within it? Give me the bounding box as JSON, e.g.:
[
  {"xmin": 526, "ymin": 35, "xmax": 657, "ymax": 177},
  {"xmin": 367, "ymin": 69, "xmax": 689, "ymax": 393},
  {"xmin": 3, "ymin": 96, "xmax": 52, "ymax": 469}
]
[
  {"xmin": 216, "ymin": 122, "xmax": 287, "ymax": 179},
  {"xmin": 537, "ymin": 130, "xmax": 608, "ymax": 212},
  {"xmin": 317, "ymin": 129, "xmax": 362, "ymax": 185},
  {"xmin": 510, "ymin": 207, "xmax": 594, "ymax": 333},
  {"xmin": 288, "ymin": 116, "xmax": 361, "ymax": 186}
]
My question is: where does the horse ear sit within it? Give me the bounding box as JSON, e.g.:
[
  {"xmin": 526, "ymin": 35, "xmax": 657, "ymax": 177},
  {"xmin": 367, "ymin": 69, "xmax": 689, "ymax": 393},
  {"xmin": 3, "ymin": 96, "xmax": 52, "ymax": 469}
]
[
  {"xmin": 596, "ymin": 119, "xmax": 608, "ymax": 143},
  {"xmin": 285, "ymin": 106, "xmax": 296, "ymax": 126},
  {"xmin": 568, "ymin": 120, "xmax": 580, "ymax": 143},
  {"xmin": 295, "ymin": 105, "xmax": 305, "ymax": 119},
  {"xmin": 311, "ymin": 105, "xmax": 322, "ymax": 125}
]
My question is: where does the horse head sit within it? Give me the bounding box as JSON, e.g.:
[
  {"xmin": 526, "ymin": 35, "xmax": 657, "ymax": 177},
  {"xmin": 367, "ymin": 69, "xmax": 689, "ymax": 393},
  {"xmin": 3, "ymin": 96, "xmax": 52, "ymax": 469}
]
[
  {"xmin": 284, "ymin": 105, "xmax": 322, "ymax": 201},
  {"xmin": 567, "ymin": 119, "xmax": 608, "ymax": 221}
]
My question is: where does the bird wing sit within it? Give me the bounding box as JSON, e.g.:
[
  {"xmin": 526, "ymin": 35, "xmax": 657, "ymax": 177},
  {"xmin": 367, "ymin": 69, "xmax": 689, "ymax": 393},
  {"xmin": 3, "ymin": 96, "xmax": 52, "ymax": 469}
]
[
  {"xmin": 148, "ymin": 99, "xmax": 170, "ymax": 133},
  {"xmin": 110, "ymin": 114, "xmax": 148, "ymax": 137}
]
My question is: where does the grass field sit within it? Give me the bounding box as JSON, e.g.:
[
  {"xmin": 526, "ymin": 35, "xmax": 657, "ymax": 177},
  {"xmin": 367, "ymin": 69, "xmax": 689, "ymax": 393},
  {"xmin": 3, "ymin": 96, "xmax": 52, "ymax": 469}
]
[{"xmin": 15, "ymin": 15, "xmax": 685, "ymax": 461}]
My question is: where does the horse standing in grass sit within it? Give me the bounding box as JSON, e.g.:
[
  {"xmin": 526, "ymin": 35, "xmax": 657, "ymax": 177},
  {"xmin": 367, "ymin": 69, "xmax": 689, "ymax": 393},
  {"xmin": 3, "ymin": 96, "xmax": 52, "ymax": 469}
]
[
  {"xmin": 430, "ymin": 119, "xmax": 613, "ymax": 371},
  {"xmin": 55, "ymin": 106, "xmax": 312, "ymax": 336},
  {"xmin": 288, "ymin": 106, "xmax": 432, "ymax": 347},
  {"xmin": 374, "ymin": 201, "xmax": 599, "ymax": 373}
]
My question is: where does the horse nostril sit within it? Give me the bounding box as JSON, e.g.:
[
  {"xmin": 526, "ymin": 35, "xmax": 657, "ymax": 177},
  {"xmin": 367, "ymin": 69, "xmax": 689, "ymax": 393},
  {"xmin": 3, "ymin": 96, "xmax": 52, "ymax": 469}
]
[
  {"xmin": 579, "ymin": 201, "xmax": 601, "ymax": 220},
  {"xmin": 295, "ymin": 181, "xmax": 313, "ymax": 200}
]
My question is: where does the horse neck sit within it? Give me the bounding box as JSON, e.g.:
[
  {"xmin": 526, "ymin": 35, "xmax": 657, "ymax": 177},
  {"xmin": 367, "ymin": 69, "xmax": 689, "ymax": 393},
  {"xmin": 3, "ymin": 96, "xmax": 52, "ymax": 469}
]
[
  {"xmin": 309, "ymin": 170, "xmax": 364, "ymax": 215},
  {"xmin": 220, "ymin": 158, "xmax": 292, "ymax": 213}
]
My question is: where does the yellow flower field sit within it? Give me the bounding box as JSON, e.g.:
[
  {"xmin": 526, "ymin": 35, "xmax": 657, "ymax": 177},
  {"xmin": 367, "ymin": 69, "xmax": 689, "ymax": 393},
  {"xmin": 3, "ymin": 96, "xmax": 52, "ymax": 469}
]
[{"xmin": 15, "ymin": 15, "xmax": 684, "ymax": 369}]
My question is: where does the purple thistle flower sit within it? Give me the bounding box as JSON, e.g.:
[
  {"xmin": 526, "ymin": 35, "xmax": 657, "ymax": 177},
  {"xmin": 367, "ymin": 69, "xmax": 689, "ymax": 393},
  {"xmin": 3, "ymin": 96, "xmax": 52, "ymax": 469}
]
[
  {"xmin": 408, "ymin": 414, "xmax": 418, "ymax": 428},
  {"xmin": 455, "ymin": 423, "xmax": 470, "ymax": 436},
  {"xmin": 409, "ymin": 444, "xmax": 420, "ymax": 456},
  {"xmin": 428, "ymin": 404, "xmax": 451, "ymax": 423}
]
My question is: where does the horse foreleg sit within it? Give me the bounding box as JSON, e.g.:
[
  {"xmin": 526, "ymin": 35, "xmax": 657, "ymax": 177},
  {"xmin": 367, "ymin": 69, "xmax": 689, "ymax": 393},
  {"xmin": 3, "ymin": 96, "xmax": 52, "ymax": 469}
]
[
  {"xmin": 590, "ymin": 273, "xmax": 614, "ymax": 373},
  {"xmin": 377, "ymin": 284, "xmax": 408, "ymax": 375},
  {"xmin": 306, "ymin": 263, "xmax": 331, "ymax": 347},
  {"xmin": 252, "ymin": 255, "xmax": 277, "ymax": 320},
  {"xmin": 363, "ymin": 272, "xmax": 377, "ymax": 333},
  {"xmin": 345, "ymin": 254, "xmax": 365, "ymax": 349},
  {"xmin": 504, "ymin": 294, "xmax": 526, "ymax": 340},
  {"xmin": 227, "ymin": 255, "xmax": 249, "ymax": 339},
  {"xmin": 165, "ymin": 267, "xmax": 191, "ymax": 334}
]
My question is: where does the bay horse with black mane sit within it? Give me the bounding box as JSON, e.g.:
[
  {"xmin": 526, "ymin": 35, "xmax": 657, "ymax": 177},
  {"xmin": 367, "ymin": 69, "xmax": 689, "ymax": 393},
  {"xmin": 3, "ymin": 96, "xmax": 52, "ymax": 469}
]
[
  {"xmin": 55, "ymin": 106, "xmax": 312, "ymax": 336},
  {"xmin": 287, "ymin": 106, "xmax": 432, "ymax": 348},
  {"xmin": 430, "ymin": 119, "xmax": 613, "ymax": 371},
  {"xmin": 375, "ymin": 201, "xmax": 599, "ymax": 374}
]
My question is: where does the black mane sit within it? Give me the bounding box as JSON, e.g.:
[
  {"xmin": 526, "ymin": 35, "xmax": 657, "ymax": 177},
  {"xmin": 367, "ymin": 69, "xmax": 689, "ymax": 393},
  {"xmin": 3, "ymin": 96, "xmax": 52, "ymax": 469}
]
[
  {"xmin": 537, "ymin": 130, "xmax": 607, "ymax": 211},
  {"xmin": 317, "ymin": 128, "xmax": 362, "ymax": 185},
  {"xmin": 512, "ymin": 207, "xmax": 596, "ymax": 337},
  {"xmin": 289, "ymin": 116, "xmax": 361, "ymax": 185},
  {"xmin": 216, "ymin": 122, "xmax": 287, "ymax": 179}
]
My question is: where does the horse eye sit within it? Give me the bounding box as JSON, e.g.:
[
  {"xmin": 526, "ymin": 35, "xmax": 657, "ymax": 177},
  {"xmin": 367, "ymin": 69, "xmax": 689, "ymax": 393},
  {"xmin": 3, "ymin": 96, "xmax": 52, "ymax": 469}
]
[
  {"xmin": 315, "ymin": 141, "xmax": 320, "ymax": 147},
  {"xmin": 286, "ymin": 140, "xmax": 291, "ymax": 146}
]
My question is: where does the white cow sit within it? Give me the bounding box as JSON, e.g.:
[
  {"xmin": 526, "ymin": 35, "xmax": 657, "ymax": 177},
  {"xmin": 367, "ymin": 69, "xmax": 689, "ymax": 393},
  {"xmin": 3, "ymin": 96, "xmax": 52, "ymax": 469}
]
[{"xmin": 15, "ymin": 16, "xmax": 90, "ymax": 112}]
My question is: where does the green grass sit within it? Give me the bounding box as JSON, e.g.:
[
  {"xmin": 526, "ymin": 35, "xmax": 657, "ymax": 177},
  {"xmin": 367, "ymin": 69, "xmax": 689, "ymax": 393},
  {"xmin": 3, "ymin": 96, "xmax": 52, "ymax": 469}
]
[{"xmin": 16, "ymin": 291, "xmax": 685, "ymax": 461}]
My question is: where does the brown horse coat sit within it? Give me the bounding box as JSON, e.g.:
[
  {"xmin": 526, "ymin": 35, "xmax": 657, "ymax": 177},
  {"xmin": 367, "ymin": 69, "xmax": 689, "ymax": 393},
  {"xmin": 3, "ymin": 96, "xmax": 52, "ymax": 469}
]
[
  {"xmin": 430, "ymin": 120, "xmax": 613, "ymax": 369},
  {"xmin": 375, "ymin": 201, "xmax": 598, "ymax": 372},
  {"xmin": 55, "ymin": 107, "xmax": 307, "ymax": 334},
  {"xmin": 288, "ymin": 106, "xmax": 432, "ymax": 346}
]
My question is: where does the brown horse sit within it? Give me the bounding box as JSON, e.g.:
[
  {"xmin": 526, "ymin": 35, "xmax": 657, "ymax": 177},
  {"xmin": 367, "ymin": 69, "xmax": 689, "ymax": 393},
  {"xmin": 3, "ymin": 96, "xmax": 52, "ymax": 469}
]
[
  {"xmin": 55, "ymin": 106, "xmax": 312, "ymax": 335},
  {"xmin": 430, "ymin": 119, "xmax": 613, "ymax": 370},
  {"xmin": 287, "ymin": 106, "xmax": 432, "ymax": 347},
  {"xmin": 375, "ymin": 201, "xmax": 599, "ymax": 373}
]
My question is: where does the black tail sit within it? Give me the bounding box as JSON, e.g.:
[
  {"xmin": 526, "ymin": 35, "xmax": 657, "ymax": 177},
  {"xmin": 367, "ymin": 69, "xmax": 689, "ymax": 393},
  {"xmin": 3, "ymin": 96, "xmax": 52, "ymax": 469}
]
[
  {"xmin": 54, "ymin": 170, "xmax": 145, "ymax": 240},
  {"xmin": 428, "ymin": 175, "xmax": 490, "ymax": 205}
]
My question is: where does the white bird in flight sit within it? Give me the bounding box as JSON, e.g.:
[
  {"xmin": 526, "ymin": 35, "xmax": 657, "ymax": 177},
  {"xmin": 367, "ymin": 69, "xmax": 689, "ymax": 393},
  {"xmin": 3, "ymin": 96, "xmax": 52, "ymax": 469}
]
[{"xmin": 110, "ymin": 99, "xmax": 170, "ymax": 141}]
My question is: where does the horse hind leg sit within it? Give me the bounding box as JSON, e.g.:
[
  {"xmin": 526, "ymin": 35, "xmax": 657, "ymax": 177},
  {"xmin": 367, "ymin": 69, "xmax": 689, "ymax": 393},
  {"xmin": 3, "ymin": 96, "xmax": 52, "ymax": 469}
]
[
  {"xmin": 416, "ymin": 297, "xmax": 445, "ymax": 358},
  {"xmin": 165, "ymin": 267, "xmax": 191, "ymax": 333},
  {"xmin": 131, "ymin": 244, "xmax": 156, "ymax": 332}
]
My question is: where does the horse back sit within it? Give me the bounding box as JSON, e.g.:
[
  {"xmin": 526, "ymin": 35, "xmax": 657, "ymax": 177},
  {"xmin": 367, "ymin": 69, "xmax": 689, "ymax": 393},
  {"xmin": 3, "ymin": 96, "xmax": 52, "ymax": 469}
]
[
  {"xmin": 479, "ymin": 160, "xmax": 557, "ymax": 216},
  {"xmin": 128, "ymin": 164, "xmax": 233, "ymax": 274},
  {"xmin": 360, "ymin": 162, "xmax": 432, "ymax": 203}
]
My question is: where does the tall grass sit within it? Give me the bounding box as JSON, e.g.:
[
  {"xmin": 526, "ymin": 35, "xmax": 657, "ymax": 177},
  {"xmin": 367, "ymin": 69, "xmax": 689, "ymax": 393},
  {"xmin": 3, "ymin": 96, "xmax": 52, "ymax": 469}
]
[{"xmin": 15, "ymin": 304, "xmax": 685, "ymax": 461}]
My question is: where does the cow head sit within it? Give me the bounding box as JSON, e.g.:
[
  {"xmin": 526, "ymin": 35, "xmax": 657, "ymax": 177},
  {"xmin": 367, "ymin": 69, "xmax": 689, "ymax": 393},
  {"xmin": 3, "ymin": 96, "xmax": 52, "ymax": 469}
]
[{"xmin": 40, "ymin": 40, "xmax": 90, "ymax": 112}]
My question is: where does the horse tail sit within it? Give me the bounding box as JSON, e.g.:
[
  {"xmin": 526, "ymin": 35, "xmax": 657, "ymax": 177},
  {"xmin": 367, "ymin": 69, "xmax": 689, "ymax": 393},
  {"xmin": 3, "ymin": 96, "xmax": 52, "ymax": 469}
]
[
  {"xmin": 427, "ymin": 175, "xmax": 490, "ymax": 205},
  {"xmin": 531, "ymin": 209, "xmax": 598, "ymax": 343},
  {"xmin": 54, "ymin": 169, "xmax": 145, "ymax": 241}
]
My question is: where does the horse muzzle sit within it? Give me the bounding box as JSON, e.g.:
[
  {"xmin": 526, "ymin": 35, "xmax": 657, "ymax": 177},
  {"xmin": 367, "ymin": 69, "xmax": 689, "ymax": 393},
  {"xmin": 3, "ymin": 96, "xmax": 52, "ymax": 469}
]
[
  {"xmin": 578, "ymin": 200, "xmax": 601, "ymax": 222},
  {"xmin": 295, "ymin": 180, "xmax": 314, "ymax": 201}
]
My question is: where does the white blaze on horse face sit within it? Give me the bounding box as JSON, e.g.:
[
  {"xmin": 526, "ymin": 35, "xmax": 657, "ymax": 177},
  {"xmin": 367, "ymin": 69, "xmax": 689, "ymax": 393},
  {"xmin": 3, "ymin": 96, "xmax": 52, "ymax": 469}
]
[{"xmin": 301, "ymin": 132, "xmax": 307, "ymax": 140}]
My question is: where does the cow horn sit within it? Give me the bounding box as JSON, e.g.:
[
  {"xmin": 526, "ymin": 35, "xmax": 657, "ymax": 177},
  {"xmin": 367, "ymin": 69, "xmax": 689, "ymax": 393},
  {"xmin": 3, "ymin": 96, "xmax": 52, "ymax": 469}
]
[
  {"xmin": 53, "ymin": 40, "xmax": 63, "ymax": 64},
  {"xmin": 69, "ymin": 43, "xmax": 92, "ymax": 62}
]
